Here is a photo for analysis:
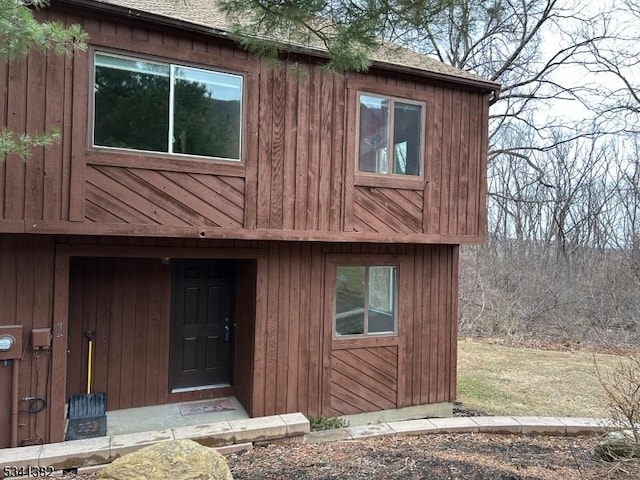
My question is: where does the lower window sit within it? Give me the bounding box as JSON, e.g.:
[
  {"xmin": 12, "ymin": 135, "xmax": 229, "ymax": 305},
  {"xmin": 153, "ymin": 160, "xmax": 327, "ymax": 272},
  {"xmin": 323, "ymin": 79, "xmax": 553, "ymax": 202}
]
[{"xmin": 335, "ymin": 265, "xmax": 397, "ymax": 336}]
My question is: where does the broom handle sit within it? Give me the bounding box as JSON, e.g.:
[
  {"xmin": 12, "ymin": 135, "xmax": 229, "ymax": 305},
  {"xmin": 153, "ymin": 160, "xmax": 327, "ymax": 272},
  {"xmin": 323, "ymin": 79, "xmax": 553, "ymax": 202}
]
[{"xmin": 87, "ymin": 338, "xmax": 93, "ymax": 395}]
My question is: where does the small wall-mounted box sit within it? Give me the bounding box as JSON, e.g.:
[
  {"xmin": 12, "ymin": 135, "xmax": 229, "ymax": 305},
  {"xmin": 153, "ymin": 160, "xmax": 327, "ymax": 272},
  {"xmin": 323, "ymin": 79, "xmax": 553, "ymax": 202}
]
[
  {"xmin": 0, "ymin": 325, "xmax": 23, "ymax": 360},
  {"xmin": 31, "ymin": 328, "xmax": 52, "ymax": 350}
]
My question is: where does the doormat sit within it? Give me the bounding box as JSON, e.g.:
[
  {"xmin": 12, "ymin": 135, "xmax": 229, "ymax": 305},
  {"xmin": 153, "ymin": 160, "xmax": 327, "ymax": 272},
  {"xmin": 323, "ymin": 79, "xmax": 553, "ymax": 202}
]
[{"xmin": 179, "ymin": 398, "xmax": 236, "ymax": 416}]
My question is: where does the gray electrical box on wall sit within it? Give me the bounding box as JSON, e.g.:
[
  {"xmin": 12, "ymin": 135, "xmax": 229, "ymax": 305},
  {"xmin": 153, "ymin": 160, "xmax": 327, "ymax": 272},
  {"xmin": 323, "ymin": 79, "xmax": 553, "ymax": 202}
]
[{"xmin": 0, "ymin": 325, "xmax": 23, "ymax": 360}]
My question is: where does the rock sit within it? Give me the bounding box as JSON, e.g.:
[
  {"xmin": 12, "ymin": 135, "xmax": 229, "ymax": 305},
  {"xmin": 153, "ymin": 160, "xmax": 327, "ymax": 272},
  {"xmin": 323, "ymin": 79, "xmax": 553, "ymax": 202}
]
[
  {"xmin": 98, "ymin": 439, "xmax": 233, "ymax": 480},
  {"xmin": 595, "ymin": 430, "xmax": 639, "ymax": 462}
]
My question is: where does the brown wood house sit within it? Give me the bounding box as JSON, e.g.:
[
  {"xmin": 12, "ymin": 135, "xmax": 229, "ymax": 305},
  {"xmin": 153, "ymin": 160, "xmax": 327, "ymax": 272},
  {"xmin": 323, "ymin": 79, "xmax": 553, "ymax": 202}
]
[{"xmin": 0, "ymin": 0, "xmax": 498, "ymax": 448}]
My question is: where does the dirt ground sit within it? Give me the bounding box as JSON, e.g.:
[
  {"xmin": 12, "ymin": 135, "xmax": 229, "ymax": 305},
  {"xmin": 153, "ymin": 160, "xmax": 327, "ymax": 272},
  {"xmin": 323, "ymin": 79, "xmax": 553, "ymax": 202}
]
[{"xmin": 227, "ymin": 433, "xmax": 639, "ymax": 480}]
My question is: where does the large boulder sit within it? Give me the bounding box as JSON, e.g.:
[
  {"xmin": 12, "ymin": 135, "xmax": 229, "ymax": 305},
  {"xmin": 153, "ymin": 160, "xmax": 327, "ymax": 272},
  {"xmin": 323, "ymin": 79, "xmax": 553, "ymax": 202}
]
[{"xmin": 97, "ymin": 439, "xmax": 233, "ymax": 480}]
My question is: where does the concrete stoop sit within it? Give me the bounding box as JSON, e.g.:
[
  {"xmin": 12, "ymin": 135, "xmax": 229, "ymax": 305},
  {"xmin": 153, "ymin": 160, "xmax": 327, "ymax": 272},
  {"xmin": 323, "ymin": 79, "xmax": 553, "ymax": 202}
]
[{"xmin": 0, "ymin": 415, "xmax": 613, "ymax": 476}]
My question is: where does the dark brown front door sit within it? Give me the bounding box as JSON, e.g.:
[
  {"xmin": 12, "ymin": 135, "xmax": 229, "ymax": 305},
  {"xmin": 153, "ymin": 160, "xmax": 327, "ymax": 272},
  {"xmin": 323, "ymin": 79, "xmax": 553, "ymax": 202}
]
[{"xmin": 170, "ymin": 259, "xmax": 235, "ymax": 390}]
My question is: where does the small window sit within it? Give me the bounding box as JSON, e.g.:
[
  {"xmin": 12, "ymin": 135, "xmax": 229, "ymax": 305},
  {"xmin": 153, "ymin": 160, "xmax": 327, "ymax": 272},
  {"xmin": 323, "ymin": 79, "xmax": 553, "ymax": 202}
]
[
  {"xmin": 357, "ymin": 93, "xmax": 423, "ymax": 176},
  {"xmin": 93, "ymin": 52, "xmax": 243, "ymax": 161},
  {"xmin": 335, "ymin": 265, "xmax": 397, "ymax": 336}
]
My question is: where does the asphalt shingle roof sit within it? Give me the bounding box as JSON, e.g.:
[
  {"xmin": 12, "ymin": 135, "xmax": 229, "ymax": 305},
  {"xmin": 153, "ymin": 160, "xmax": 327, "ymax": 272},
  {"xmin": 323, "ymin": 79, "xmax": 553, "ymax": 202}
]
[{"xmin": 69, "ymin": 0, "xmax": 499, "ymax": 92}]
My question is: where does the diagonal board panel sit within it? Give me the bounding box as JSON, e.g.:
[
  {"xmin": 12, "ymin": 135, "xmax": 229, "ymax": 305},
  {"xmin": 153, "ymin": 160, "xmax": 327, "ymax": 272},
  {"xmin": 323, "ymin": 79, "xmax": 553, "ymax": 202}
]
[
  {"xmin": 353, "ymin": 187, "xmax": 423, "ymax": 234},
  {"xmin": 85, "ymin": 166, "xmax": 245, "ymax": 227},
  {"xmin": 330, "ymin": 346, "xmax": 398, "ymax": 415}
]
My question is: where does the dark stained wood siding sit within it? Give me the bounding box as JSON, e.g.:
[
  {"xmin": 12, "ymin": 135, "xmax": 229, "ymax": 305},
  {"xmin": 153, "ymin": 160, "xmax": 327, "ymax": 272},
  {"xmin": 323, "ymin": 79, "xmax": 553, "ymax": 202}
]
[
  {"xmin": 330, "ymin": 346, "xmax": 398, "ymax": 415},
  {"xmin": 345, "ymin": 77, "xmax": 487, "ymax": 238},
  {"xmin": 1, "ymin": 235, "xmax": 458, "ymax": 446},
  {"xmin": 66, "ymin": 257, "xmax": 172, "ymax": 410},
  {"xmin": 251, "ymin": 241, "xmax": 458, "ymax": 417},
  {"xmin": 0, "ymin": 235, "xmax": 55, "ymax": 448},
  {"xmin": 85, "ymin": 166, "xmax": 245, "ymax": 227},
  {"xmin": 255, "ymin": 63, "xmax": 347, "ymax": 232},
  {"xmin": 0, "ymin": 6, "xmax": 489, "ymax": 244},
  {"xmin": 353, "ymin": 187, "xmax": 424, "ymax": 234},
  {"xmin": 234, "ymin": 260, "xmax": 257, "ymax": 413}
]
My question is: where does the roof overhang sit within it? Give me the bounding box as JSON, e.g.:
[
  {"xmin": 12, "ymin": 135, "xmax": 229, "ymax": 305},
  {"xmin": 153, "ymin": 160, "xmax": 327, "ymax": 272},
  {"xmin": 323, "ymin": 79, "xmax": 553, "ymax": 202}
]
[{"xmin": 54, "ymin": 0, "xmax": 500, "ymax": 96}]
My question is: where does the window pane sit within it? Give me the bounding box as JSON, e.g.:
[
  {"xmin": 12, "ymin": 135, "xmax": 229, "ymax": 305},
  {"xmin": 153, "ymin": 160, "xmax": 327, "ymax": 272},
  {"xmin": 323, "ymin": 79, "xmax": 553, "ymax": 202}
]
[
  {"xmin": 368, "ymin": 266, "xmax": 395, "ymax": 333},
  {"xmin": 358, "ymin": 95, "xmax": 390, "ymax": 173},
  {"xmin": 94, "ymin": 54, "xmax": 170, "ymax": 152},
  {"xmin": 393, "ymin": 102, "xmax": 422, "ymax": 175},
  {"xmin": 173, "ymin": 66, "xmax": 242, "ymax": 159},
  {"xmin": 335, "ymin": 266, "xmax": 365, "ymax": 335}
]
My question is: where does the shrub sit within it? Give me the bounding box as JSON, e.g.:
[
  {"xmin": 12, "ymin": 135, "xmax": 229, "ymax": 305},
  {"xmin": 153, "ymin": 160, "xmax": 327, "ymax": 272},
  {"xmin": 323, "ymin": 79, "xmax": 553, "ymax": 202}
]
[
  {"xmin": 307, "ymin": 415, "xmax": 349, "ymax": 431},
  {"xmin": 595, "ymin": 352, "xmax": 640, "ymax": 462}
]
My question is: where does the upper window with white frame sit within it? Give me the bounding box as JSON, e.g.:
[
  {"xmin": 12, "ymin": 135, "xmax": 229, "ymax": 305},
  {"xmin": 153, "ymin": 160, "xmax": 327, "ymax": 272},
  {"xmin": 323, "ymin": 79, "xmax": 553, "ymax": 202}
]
[
  {"xmin": 357, "ymin": 93, "xmax": 424, "ymax": 176},
  {"xmin": 93, "ymin": 52, "xmax": 243, "ymax": 161},
  {"xmin": 335, "ymin": 265, "xmax": 397, "ymax": 337}
]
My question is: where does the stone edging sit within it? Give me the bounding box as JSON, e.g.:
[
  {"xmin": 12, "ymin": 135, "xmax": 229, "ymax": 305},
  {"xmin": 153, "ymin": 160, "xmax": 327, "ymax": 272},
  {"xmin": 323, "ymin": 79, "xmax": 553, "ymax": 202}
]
[
  {"xmin": 306, "ymin": 416, "xmax": 613, "ymax": 444},
  {"xmin": 0, "ymin": 415, "xmax": 613, "ymax": 475}
]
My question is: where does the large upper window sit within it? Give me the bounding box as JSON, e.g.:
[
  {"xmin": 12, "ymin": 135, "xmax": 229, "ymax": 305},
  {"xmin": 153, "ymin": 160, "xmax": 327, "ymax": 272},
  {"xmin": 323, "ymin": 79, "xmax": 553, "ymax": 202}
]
[
  {"xmin": 335, "ymin": 265, "xmax": 397, "ymax": 337},
  {"xmin": 93, "ymin": 52, "xmax": 243, "ymax": 160},
  {"xmin": 357, "ymin": 93, "xmax": 423, "ymax": 176}
]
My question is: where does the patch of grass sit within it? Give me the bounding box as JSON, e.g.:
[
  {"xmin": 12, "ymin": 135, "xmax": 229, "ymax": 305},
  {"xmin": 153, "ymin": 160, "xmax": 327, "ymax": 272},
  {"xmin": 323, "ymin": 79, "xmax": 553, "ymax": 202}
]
[
  {"xmin": 457, "ymin": 338, "xmax": 622, "ymax": 417},
  {"xmin": 457, "ymin": 374, "xmax": 516, "ymax": 404},
  {"xmin": 307, "ymin": 415, "xmax": 349, "ymax": 431}
]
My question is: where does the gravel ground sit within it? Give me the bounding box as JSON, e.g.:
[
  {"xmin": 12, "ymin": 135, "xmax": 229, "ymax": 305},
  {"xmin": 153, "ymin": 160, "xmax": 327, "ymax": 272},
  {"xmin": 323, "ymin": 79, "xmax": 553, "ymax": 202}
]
[{"xmin": 227, "ymin": 433, "xmax": 639, "ymax": 480}]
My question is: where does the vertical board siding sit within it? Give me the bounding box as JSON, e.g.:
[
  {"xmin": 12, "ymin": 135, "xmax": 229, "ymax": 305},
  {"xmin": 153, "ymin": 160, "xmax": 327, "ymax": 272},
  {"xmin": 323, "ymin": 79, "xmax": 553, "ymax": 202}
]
[
  {"xmin": 425, "ymin": 88, "xmax": 485, "ymax": 237},
  {"xmin": 0, "ymin": 235, "xmax": 55, "ymax": 449},
  {"xmin": 4, "ymin": 57, "xmax": 27, "ymax": 220},
  {"xmin": 252, "ymin": 241, "xmax": 458, "ymax": 417},
  {"xmin": 66, "ymin": 257, "xmax": 172, "ymax": 411},
  {"xmin": 68, "ymin": 36, "xmax": 88, "ymax": 222},
  {"xmin": 256, "ymin": 58, "xmax": 274, "ymax": 229},
  {"xmin": 282, "ymin": 67, "xmax": 298, "ymax": 230},
  {"xmin": 43, "ymin": 44, "xmax": 66, "ymax": 221},
  {"xmin": 293, "ymin": 66, "xmax": 310, "ymax": 230},
  {"xmin": 234, "ymin": 260, "xmax": 257, "ymax": 413},
  {"xmin": 0, "ymin": 56, "xmax": 6, "ymax": 216},
  {"xmin": 269, "ymin": 64, "xmax": 286, "ymax": 229},
  {"xmin": 330, "ymin": 74, "xmax": 347, "ymax": 231},
  {"xmin": 306, "ymin": 68, "xmax": 321, "ymax": 230},
  {"xmin": 25, "ymin": 49, "xmax": 46, "ymax": 221}
]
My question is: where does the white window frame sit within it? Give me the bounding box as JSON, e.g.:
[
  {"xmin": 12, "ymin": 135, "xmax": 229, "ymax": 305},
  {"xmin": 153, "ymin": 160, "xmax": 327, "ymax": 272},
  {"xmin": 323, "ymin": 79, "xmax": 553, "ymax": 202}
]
[
  {"xmin": 334, "ymin": 264, "xmax": 398, "ymax": 338},
  {"xmin": 356, "ymin": 91, "xmax": 425, "ymax": 177},
  {"xmin": 92, "ymin": 51, "xmax": 244, "ymax": 162}
]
